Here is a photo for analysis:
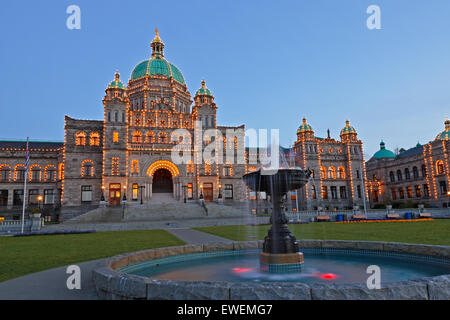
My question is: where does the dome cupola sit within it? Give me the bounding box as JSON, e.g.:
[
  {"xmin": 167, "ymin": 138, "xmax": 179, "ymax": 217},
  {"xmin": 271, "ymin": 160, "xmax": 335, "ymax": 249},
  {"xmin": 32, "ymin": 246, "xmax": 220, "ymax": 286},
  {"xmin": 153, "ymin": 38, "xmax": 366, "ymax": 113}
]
[
  {"xmin": 373, "ymin": 141, "xmax": 396, "ymax": 159},
  {"xmin": 296, "ymin": 117, "xmax": 314, "ymax": 141},
  {"xmin": 340, "ymin": 120, "xmax": 358, "ymax": 142},
  {"xmin": 107, "ymin": 71, "xmax": 126, "ymax": 90},
  {"xmin": 194, "ymin": 80, "xmax": 215, "ymax": 107},
  {"xmin": 436, "ymin": 117, "xmax": 450, "ymax": 141},
  {"xmin": 297, "ymin": 117, "xmax": 314, "ymax": 133}
]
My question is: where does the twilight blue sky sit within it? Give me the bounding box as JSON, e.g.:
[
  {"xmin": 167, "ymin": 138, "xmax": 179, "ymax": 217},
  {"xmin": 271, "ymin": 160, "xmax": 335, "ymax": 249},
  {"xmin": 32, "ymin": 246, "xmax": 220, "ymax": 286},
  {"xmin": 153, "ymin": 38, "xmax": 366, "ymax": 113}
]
[{"xmin": 0, "ymin": 0, "xmax": 448, "ymax": 156}]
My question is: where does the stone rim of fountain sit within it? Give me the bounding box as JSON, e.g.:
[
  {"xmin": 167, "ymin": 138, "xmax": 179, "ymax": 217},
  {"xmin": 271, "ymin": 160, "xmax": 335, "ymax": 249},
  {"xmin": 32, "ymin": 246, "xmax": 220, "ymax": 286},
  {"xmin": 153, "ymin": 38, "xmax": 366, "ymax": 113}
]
[{"xmin": 92, "ymin": 240, "xmax": 450, "ymax": 300}]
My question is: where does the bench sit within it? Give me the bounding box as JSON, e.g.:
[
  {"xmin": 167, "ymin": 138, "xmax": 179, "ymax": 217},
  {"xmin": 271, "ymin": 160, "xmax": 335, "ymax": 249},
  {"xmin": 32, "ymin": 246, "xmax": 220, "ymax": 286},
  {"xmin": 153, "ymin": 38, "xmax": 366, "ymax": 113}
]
[
  {"xmin": 352, "ymin": 214, "xmax": 366, "ymax": 220},
  {"xmin": 419, "ymin": 212, "xmax": 432, "ymax": 218},
  {"xmin": 317, "ymin": 215, "xmax": 330, "ymax": 222},
  {"xmin": 387, "ymin": 213, "xmax": 401, "ymax": 219}
]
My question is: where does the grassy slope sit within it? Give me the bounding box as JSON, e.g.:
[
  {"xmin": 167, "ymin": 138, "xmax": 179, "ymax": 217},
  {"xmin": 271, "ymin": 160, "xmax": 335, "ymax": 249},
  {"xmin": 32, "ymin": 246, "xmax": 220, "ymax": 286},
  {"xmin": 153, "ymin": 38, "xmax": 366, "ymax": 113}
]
[
  {"xmin": 195, "ymin": 220, "xmax": 450, "ymax": 245},
  {"xmin": 0, "ymin": 230, "xmax": 184, "ymax": 282}
]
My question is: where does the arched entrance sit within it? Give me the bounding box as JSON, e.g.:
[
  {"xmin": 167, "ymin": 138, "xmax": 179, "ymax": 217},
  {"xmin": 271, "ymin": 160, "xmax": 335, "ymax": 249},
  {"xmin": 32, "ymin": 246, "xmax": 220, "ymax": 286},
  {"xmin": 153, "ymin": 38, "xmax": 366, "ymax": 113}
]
[{"xmin": 152, "ymin": 168, "xmax": 173, "ymax": 193}]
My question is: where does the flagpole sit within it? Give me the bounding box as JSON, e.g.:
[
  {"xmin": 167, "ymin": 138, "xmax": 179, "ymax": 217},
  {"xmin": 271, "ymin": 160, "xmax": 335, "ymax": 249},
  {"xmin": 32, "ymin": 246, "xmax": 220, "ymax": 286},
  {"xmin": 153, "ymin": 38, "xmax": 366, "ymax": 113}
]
[{"xmin": 21, "ymin": 137, "xmax": 29, "ymax": 233}]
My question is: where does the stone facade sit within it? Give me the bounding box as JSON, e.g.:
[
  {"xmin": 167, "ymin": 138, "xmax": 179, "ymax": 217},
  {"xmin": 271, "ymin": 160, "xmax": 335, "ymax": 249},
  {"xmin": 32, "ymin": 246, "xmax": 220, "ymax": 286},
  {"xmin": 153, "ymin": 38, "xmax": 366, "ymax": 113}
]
[{"xmin": 366, "ymin": 119, "xmax": 450, "ymax": 208}]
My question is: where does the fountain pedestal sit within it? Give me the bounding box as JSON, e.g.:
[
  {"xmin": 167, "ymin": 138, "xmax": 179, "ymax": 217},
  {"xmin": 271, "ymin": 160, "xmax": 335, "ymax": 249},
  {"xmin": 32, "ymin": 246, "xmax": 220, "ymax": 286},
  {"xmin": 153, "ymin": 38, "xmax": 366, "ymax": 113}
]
[{"xmin": 243, "ymin": 168, "xmax": 311, "ymax": 273}]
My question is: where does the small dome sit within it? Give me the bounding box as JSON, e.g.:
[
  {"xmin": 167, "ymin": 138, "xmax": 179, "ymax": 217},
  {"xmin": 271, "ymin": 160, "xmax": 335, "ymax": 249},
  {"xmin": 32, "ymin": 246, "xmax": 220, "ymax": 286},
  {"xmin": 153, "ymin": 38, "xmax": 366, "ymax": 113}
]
[
  {"xmin": 131, "ymin": 59, "xmax": 185, "ymax": 84},
  {"xmin": 436, "ymin": 118, "xmax": 450, "ymax": 140},
  {"xmin": 297, "ymin": 117, "xmax": 314, "ymax": 133},
  {"xmin": 373, "ymin": 141, "xmax": 396, "ymax": 159},
  {"xmin": 195, "ymin": 80, "xmax": 213, "ymax": 97},
  {"xmin": 107, "ymin": 72, "xmax": 126, "ymax": 89},
  {"xmin": 340, "ymin": 120, "xmax": 357, "ymax": 135}
]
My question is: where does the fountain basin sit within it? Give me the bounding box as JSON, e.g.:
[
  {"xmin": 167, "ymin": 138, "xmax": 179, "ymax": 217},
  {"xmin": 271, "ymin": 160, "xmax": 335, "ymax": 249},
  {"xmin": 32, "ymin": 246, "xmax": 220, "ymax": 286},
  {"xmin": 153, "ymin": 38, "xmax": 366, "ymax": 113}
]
[{"xmin": 92, "ymin": 240, "xmax": 450, "ymax": 300}]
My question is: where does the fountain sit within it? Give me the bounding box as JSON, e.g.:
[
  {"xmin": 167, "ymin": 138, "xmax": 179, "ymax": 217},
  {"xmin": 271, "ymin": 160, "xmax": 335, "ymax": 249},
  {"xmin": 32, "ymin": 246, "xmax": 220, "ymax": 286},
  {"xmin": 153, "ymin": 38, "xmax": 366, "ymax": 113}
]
[{"xmin": 242, "ymin": 168, "xmax": 311, "ymax": 272}]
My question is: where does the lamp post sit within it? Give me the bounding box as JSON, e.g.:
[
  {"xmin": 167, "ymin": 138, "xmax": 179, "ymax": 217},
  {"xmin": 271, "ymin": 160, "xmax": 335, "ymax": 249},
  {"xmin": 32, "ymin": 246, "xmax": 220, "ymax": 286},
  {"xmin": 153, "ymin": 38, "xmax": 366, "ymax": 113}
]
[
  {"xmin": 138, "ymin": 185, "xmax": 145, "ymax": 205},
  {"xmin": 182, "ymin": 185, "xmax": 187, "ymax": 203},
  {"xmin": 37, "ymin": 195, "xmax": 43, "ymax": 211},
  {"xmin": 101, "ymin": 185, "xmax": 105, "ymax": 202}
]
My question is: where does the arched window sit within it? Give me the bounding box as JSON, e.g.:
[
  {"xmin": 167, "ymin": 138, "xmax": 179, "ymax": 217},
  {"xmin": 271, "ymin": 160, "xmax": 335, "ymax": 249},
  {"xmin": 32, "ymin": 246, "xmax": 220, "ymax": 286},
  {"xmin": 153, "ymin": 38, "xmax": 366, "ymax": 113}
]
[
  {"xmin": 421, "ymin": 164, "xmax": 427, "ymax": 178},
  {"xmin": 44, "ymin": 165, "xmax": 56, "ymax": 182},
  {"xmin": 158, "ymin": 132, "xmax": 167, "ymax": 144},
  {"xmin": 412, "ymin": 166, "xmax": 419, "ymax": 179},
  {"xmin": 0, "ymin": 164, "xmax": 11, "ymax": 182},
  {"xmin": 389, "ymin": 171, "xmax": 395, "ymax": 182},
  {"xmin": 89, "ymin": 132, "xmax": 100, "ymax": 146},
  {"xmin": 397, "ymin": 170, "xmax": 403, "ymax": 181},
  {"xmin": 338, "ymin": 167, "xmax": 345, "ymax": 179},
  {"xmin": 75, "ymin": 132, "xmax": 86, "ymax": 146},
  {"xmin": 113, "ymin": 131, "xmax": 119, "ymax": 143},
  {"xmin": 223, "ymin": 163, "xmax": 233, "ymax": 177},
  {"xmin": 327, "ymin": 166, "xmax": 336, "ymax": 179},
  {"xmin": 132, "ymin": 131, "xmax": 142, "ymax": 143},
  {"xmin": 436, "ymin": 160, "xmax": 445, "ymax": 175},
  {"xmin": 81, "ymin": 160, "xmax": 94, "ymax": 177},
  {"xmin": 404, "ymin": 168, "xmax": 410, "ymax": 180},
  {"xmin": 30, "ymin": 165, "xmax": 41, "ymax": 182},
  {"xmin": 320, "ymin": 166, "xmax": 326, "ymax": 179},
  {"xmin": 131, "ymin": 160, "xmax": 139, "ymax": 176},
  {"xmin": 187, "ymin": 161, "xmax": 194, "ymax": 175},
  {"xmin": 14, "ymin": 165, "xmax": 25, "ymax": 181},
  {"xmin": 145, "ymin": 131, "xmax": 155, "ymax": 143}
]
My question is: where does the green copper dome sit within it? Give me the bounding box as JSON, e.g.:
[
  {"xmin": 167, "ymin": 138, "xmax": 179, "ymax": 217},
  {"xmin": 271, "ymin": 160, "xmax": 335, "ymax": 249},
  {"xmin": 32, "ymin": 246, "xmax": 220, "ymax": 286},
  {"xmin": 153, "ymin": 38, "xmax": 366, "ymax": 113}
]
[
  {"xmin": 195, "ymin": 80, "xmax": 213, "ymax": 97},
  {"xmin": 131, "ymin": 58, "xmax": 185, "ymax": 85},
  {"xmin": 340, "ymin": 120, "xmax": 357, "ymax": 135},
  {"xmin": 107, "ymin": 72, "xmax": 126, "ymax": 89},
  {"xmin": 297, "ymin": 117, "xmax": 314, "ymax": 133},
  {"xmin": 373, "ymin": 141, "xmax": 396, "ymax": 159}
]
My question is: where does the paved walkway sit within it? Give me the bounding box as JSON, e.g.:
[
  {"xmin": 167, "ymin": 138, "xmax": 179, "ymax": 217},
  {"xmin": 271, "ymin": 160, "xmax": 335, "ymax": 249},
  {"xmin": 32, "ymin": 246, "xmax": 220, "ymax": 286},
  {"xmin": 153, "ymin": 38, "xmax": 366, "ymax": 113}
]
[{"xmin": 0, "ymin": 227, "xmax": 234, "ymax": 300}]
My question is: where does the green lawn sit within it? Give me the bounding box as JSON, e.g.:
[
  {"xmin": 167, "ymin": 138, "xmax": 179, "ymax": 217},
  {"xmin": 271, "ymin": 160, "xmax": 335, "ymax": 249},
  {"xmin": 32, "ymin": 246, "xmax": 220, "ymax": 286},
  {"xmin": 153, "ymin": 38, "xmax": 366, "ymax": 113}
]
[
  {"xmin": 0, "ymin": 230, "xmax": 184, "ymax": 282},
  {"xmin": 195, "ymin": 220, "xmax": 450, "ymax": 245}
]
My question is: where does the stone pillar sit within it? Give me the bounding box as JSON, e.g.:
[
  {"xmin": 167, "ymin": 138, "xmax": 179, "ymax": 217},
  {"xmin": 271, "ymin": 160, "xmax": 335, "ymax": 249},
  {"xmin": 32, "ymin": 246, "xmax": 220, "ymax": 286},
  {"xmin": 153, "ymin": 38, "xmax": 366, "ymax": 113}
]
[{"xmin": 30, "ymin": 213, "xmax": 41, "ymax": 232}]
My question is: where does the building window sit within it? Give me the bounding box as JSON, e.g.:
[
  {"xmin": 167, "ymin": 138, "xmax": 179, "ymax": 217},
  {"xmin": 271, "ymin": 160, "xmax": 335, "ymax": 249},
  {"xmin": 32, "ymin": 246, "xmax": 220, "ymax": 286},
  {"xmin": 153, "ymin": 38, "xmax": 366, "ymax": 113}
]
[
  {"xmin": 0, "ymin": 165, "xmax": 11, "ymax": 182},
  {"xmin": 131, "ymin": 160, "xmax": 139, "ymax": 176},
  {"xmin": 113, "ymin": 131, "xmax": 119, "ymax": 143},
  {"xmin": 340, "ymin": 186, "xmax": 347, "ymax": 199},
  {"xmin": 115, "ymin": 112, "xmax": 118, "ymax": 122},
  {"xmin": 44, "ymin": 189, "xmax": 56, "ymax": 204},
  {"xmin": 311, "ymin": 185, "xmax": 317, "ymax": 199},
  {"xmin": 389, "ymin": 171, "xmax": 395, "ymax": 182},
  {"xmin": 440, "ymin": 181, "xmax": 448, "ymax": 195},
  {"xmin": 81, "ymin": 185, "xmax": 92, "ymax": 202},
  {"xmin": 391, "ymin": 188, "xmax": 397, "ymax": 200},
  {"xmin": 75, "ymin": 132, "xmax": 86, "ymax": 146},
  {"xmin": 45, "ymin": 166, "xmax": 56, "ymax": 182},
  {"xmin": 405, "ymin": 168, "xmax": 410, "ymax": 180},
  {"xmin": 338, "ymin": 167, "xmax": 345, "ymax": 179},
  {"xmin": 122, "ymin": 112, "xmax": 125, "ymax": 123},
  {"xmin": 145, "ymin": 131, "xmax": 155, "ymax": 143},
  {"xmin": 412, "ymin": 167, "xmax": 419, "ymax": 180},
  {"xmin": 132, "ymin": 184, "xmax": 138, "ymax": 201},
  {"xmin": 225, "ymin": 184, "xmax": 233, "ymax": 199},
  {"xmin": 187, "ymin": 183, "xmax": 193, "ymax": 199},
  {"xmin": 423, "ymin": 184, "xmax": 430, "ymax": 197},
  {"xmin": 81, "ymin": 160, "xmax": 94, "ymax": 177},
  {"xmin": 328, "ymin": 167, "xmax": 336, "ymax": 179},
  {"xmin": 90, "ymin": 132, "xmax": 100, "ymax": 146},
  {"xmin": 30, "ymin": 166, "xmax": 41, "ymax": 182},
  {"xmin": 112, "ymin": 157, "xmax": 119, "ymax": 176},
  {"xmin": 204, "ymin": 161, "xmax": 211, "ymax": 175},
  {"xmin": 158, "ymin": 132, "xmax": 167, "ymax": 144},
  {"xmin": 320, "ymin": 166, "xmax": 326, "ymax": 179},
  {"xmin": 108, "ymin": 112, "xmax": 111, "ymax": 122},
  {"xmin": 223, "ymin": 163, "xmax": 233, "ymax": 177},
  {"xmin": 436, "ymin": 160, "xmax": 445, "ymax": 175},
  {"xmin": 407, "ymin": 186, "xmax": 413, "ymax": 198},
  {"xmin": 132, "ymin": 131, "xmax": 142, "ymax": 143},
  {"xmin": 330, "ymin": 186, "xmax": 337, "ymax": 199},
  {"xmin": 397, "ymin": 170, "xmax": 403, "ymax": 181},
  {"xmin": 421, "ymin": 165, "xmax": 427, "ymax": 178},
  {"xmin": 28, "ymin": 189, "xmax": 39, "ymax": 205},
  {"xmin": 356, "ymin": 170, "xmax": 360, "ymax": 179},
  {"xmin": 13, "ymin": 190, "xmax": 23, "ymax": 206},
  {"xmin": 357, "ymin": 185, "xmax": 362, "ymax": 198},
  {"xmin": 15, "ymin": 166, "xmax": 25, "ymax": 182},
  {"xmin": 415, "ymin": 185, "xmax": 421, "ymax": 198},
  {"xmin": 321, "ymin": 186, "xmax": 328, "ymax": 199},
  {"xmin": 399, "ymin": 188, "xmax": 405, "ymax": 199},
  {"xmin": 372, "ymin": 190, "xmax": 379, "ymax": 203},
  {"xmin": 0, "ymin": 190, "xmax": 8, "ymax": 206}
]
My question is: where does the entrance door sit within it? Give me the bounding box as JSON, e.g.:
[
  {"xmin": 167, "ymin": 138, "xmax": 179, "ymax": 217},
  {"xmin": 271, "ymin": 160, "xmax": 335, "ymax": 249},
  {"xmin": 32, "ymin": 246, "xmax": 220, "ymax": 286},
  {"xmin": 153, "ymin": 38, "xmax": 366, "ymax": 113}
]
[
  {"xmin": 153, "ymin": 169, "xmax": 173, "ymax": 193},
  {"xmin": 109, "ymin": 183, "xmax": 121, "ymax": 206},
  {"xmin": 203, "ymin": 183, "xmax": 213, "ymax": 202}
]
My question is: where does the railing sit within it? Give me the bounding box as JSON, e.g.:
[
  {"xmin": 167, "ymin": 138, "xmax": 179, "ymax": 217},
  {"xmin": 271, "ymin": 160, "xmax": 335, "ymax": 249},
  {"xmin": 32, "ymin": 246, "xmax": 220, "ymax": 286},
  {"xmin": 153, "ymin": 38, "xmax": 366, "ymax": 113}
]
[{"xmin": 0, "ymin": 219, "xmax": 32, "ymax": 233}]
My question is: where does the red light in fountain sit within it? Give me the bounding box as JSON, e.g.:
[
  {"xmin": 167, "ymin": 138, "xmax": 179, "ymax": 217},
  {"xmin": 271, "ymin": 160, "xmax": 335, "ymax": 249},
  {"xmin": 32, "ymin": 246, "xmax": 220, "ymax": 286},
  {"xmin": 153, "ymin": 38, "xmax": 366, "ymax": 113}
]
[
  {"xmin": 232, "ymin": 267, "xmax": 253, "ymax": 274},
  {"xmin": 320, "ymin": 273, "xmax": 337, "ymax": 280}
]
